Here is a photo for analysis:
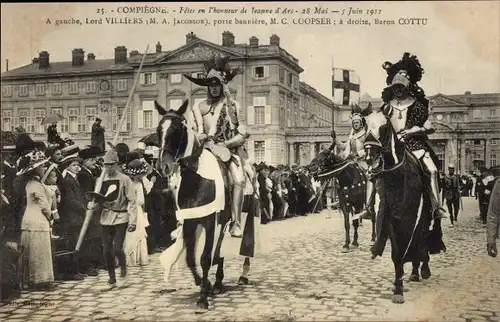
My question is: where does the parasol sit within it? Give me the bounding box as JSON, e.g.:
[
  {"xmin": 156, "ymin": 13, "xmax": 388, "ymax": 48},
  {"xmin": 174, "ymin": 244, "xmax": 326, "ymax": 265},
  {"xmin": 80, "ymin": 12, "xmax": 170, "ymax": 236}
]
[
  {"xmin": 139, "ymin": 133, "xmax": 160, "ymax": 147},
  {"xmin": 41, "ymin": 113, "xmax": 64, "ymax": 125}
]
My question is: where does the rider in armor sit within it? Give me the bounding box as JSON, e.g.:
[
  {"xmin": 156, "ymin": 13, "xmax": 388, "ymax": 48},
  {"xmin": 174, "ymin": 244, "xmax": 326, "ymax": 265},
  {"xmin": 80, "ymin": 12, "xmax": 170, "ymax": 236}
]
[
  {"xmin": 185, "ymin": 54, "xmax": 254, "ymax": 238},
  {"xmin": 364, "ymin": 52, "xmax": 449, "ymax": 219}
]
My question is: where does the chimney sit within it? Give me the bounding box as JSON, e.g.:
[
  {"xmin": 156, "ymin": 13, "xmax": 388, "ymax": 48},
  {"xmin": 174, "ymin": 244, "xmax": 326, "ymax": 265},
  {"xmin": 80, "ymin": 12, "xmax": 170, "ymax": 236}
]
[
  {"xmin": 222, "ymin": 31, "xmax": 235, "ymax": 47},
  {"xmin": 72, "ymin": 48, "xmax": 85, "ymax": 67},
  {"xmin": 38, "ymin": 51, "xmax": 50, "ymax": 69},
  {"xmin": 249, "ymin": 36, "xmax": 259, "ymax": 47},
  {"xmin": 114, "ymin": 46, "xmax": 128, "ymax": 64},
  {"xmin": 5, "ymin": 59, "xmax": 8, "ymax": 71},
  {"xmin": 270, "ymin": 34, "xmax": 280, "ymax": 47},
  {"xmin": 464, "ymin": 91, "xmax": 472, "ymax": 105},
  {"xmin": 130, "ymin": 50, "xmax": 139, "ymax": 58},
  {"xmin": 87, "ymin": 53, "xmax": 95, "ymax": 61},
  {"xmin": 186, "ymin": 32, "xmax": 197, "ymax": 44},
  {"xmin": 156, "ymin": 41, "xmax": 162, "ymax": 53}
]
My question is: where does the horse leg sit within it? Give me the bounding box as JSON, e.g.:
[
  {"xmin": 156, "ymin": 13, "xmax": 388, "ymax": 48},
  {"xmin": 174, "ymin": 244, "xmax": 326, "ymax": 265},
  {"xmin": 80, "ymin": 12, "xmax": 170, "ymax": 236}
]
[
  {"xmin": 213, "ymin": 257, "xmax": 225, "ymax": 294},
  {"xmin": 370, "ymin": 202, "xmax": 376, "ymax": 243},
  {"xmin": 409, "ymin": 259, "xmax": 420, "ymax": 282},
  {"xmin": 352, "ymin": 219, "xmax": 359, "ymax": 248},
  {"xmin": 342, "ymin": 208, "xmax": 351, "ymax": 253},
  {"xmin": 420, "ymin": 251, "xmax": 431, "ymax": 280},
  {"xmin": 238, "ymin": 257, "xmax": 250, "ymax": 285},
  {"xmin": 392, "ymin": 258, "xmax": 405, "ymax": 304},
  {"xmin": 183, "ymin": 222, "xmax": 202, "ymax": 286},
  {"xmin": 196, "ymin": 219, "xmax": 216, "ymax": 312}
]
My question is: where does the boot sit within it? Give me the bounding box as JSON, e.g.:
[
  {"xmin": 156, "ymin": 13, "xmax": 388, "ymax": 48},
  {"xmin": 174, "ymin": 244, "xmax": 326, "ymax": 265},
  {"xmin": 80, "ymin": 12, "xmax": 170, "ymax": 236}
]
[
  {"xmin": 352, "ymin": 180, "xmax": 375, "ymax": 221},
  {"xmin": 230, "ymin": 184, "xmax": 244, "ymax": 238},
  {"xmin": 430, "ymin": 173, "xmax": 449, "ymax": 219}
]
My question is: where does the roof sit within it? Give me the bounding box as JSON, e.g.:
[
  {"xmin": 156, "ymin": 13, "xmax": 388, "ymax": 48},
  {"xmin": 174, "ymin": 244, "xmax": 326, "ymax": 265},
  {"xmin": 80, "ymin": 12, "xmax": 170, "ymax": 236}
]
[{"xmin": 1, "ymin": 59, "xmax": 134, "ymax": 79}]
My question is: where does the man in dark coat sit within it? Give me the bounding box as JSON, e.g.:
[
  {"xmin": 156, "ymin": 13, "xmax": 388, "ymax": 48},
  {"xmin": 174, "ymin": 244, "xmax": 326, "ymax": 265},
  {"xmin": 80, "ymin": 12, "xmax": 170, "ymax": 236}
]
[
  {"xmin": 58, "ymin": 148, "xmax": 87, "ymax": 279},
  {"xmin": 77, "ymin": 146, "xmax": 105, "ymax": 273},
  {"xmin": 257, "ymin": 163, "xmax": 272, "ymax": 224},
  {"xmin": 91, "ymin": 118, "xmax": 105, "ymax": 153},
  {"xmin": 442, "ymin": 163, "xmax": 461, "ymax": 227},
  {"xmin": 47, "ymin": 122, "xmax": 65, "ymax": 146},
  {"xmin": 477, "ymin": 168, "xmax": 497, "ymax": 225}
]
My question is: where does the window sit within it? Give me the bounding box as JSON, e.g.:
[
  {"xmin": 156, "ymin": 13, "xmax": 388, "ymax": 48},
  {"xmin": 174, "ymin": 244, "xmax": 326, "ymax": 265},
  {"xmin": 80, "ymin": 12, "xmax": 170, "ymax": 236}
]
[
  {"xmin": 473, "ymin": 151, "xmax": 484, "ymax": 160},
  {"xmin": 490, "ymin": 109, "xmax": 498, "ymax": 118},
  {"xmin": 341, "ymin": 113, "xmax": 350, "ymax": 122},
  {"xmin": 279, "ymin": 97, "xmax": 285, "ymax": 128},
  {"xmin": 112, "ymin": 107, "xmax": 131, "ymax": 132},
  {"xmin": 254, "ymin": 106, "xmax": 265, "ymax": 125},
  {"xmin": 492, "ymin": 138, "xmax": 499, "ymax": 145},
  {"xmin": 190, "ymin": 72, "xmax": 204, "ymax": 79},
  {"xmin": 19, "ymin": 85, "xmax": 28, "ymax": 97},
  {"xmin": 68, "ymin": 108, "xmax": 80, "ymax": 133},
  {"xmin": 143, "ymin": 111, "xmax": 153, "ymax": 128},
  {"xmin": 34, "ymin": 109, "xmax": 46, "ymax": 133},
  {"xmin": 117, "ymin": 79, "xmax": 128, "ymax": 92},
  {"xmin": 474, "ymin": 139, "xmax": 483, "ymax": 146},
  {"xmin": 491, "ymin": 154, "xmax": 497, "ymax": 167},
  {"xmin": 52, "ymin": 83, "xmax": 62, "ymax": 95},
  {"xmin": 253, "ymin": 66, "xmax": 269, "ymax": 79},
  {"xmin": 140, "ymin": 101, "xmax": 156, "ymax": 129},
  {"xmin": 86, "ymin": 81, "xmax": 97, "ymax": 94},
  {"xmin": 36, "ymin": 84, "xmax": 46, "ymax": 96},
  {"xmin": 254, "ymin": 141, "xmax": 265, "ymax": 163},
  {"xmin": 169, "ymin": 99, "xmax": 183, "ymax": 110},
  {"xmin": 140, "ymin": 72, "xmax": 156, "ymax": 85},
  {"xmin": 2, "ymin": 86, "xmax": 12, "ymax": 97},
  {"xmin": 69, "ymin": 82, "xmax": 79, "ymax": 94},
  {"xmin": 288, "ymin": 73, "xmax": 293, "ymax": 86},
  {"xmin": 473, "ymin": 109, "xmax": 482, "ymax": 119},
  {"xmin": 85, "ymin": 107, "xmax": 97, "ymax": 131},
  {"xmin": 279, "ymin": 68, "xmax": 285, "ymax": 83},
  {"xmin": 18, "ymin": 109, "xmax": 30, "ymax": 132},
  {"xmin": 170, "ymin": 74, "xmax": 182, "ymax": 84},
  {"xmin": 2, "ymin": 110, "xmax": 13, "ymax": 131}
]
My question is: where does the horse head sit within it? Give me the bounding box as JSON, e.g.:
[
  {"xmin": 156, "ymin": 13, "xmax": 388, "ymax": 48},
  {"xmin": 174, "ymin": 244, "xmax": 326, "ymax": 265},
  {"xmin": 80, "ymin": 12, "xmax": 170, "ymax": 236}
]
[
  {"xmin": 309, "ymin": 148, "xmax": 346, "ymax": 179},
  {"xmin": 155, "ymin": 99, "xmax": 191, "ymax": 177},
  {"xmin": 364, "ymin": 111, "xmax": 406, "ymax": 177}
]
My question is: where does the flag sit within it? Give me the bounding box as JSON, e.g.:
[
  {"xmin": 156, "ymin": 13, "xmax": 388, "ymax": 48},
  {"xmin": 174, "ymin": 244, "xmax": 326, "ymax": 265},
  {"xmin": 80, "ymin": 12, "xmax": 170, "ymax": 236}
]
[{"xmin": 332, "ymin": 68, "xmax": 360, "ymax": 106}]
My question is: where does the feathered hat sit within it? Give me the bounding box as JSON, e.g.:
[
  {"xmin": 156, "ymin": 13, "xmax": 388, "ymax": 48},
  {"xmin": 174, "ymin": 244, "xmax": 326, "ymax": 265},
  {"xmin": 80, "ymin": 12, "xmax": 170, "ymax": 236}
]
[
  {"xmin": 16, "ymin": 150, "xmax": 49, "ymax": 176},
  {"xmin": 183, "ymin": 54, "xmax": 242, "ymax": 87},
  {"xmin": 350, "ymin": 102, "xmax": 373, "ymax": 122},
  {"xmin": 381, "ymin": 52, "xmax": 428, "ymax": 106},
  {"xmin": 60, "ymin": 145, "xmax": 82, "ymax": 168},
  {"xmin": 122, "ymin": 159, "xmax": 150, "ymax": 177}
]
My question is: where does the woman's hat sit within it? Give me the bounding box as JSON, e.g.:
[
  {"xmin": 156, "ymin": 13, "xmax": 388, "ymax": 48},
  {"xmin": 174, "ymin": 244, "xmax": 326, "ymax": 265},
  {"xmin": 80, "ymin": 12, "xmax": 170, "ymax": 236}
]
[
  {"xmin": 60, "ymin": 145, "xmax": 82, "ymax": 168},
  {"xmin": 256, "ymin": 162, "xmax": 269, "ymax": 172},
  {"xmin": 16, "ymin": 150, "xmax": 49, "ymax": 176},
  {"xmin": 79, "ymin": 145, "xmax": 104, "ymax": 160},
  {"xmin": 103, "ymin": 149, "xmax": 119, "ymax": 165},
  {"xmin": 122, "ymin": 159, "xmax": 150, "ymax": 176}
]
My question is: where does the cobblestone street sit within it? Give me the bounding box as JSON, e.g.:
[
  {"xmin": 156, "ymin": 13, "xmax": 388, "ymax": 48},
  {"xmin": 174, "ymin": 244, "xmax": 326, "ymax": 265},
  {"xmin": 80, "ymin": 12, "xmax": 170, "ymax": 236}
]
[{"xmin": 1, "ymin": 197, "xmax": 499, "ymax": 321}]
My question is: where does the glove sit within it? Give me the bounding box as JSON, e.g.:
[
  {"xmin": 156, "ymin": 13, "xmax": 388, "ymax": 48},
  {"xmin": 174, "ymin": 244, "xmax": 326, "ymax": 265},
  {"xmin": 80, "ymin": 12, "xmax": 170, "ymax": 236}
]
[
  {"xmin": 127, "ymin": 224, "xmax": 136, "ymax": 232},
  {"xmin": 487, "ymin": 243, "xmax": 497, "ymax": 257}
]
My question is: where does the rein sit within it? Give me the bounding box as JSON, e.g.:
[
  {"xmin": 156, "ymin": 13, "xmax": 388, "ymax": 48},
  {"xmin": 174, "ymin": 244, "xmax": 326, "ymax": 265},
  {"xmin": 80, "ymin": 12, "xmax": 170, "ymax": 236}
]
[{"xmin": 317, "ymin": 159, "xmax": 355, "ymax": 179}]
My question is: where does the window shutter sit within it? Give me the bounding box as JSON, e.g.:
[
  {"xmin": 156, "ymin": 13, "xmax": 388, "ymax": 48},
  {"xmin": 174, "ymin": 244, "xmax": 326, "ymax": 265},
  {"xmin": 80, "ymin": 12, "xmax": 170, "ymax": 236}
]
[
  {"xmin": 152, "ymin": 108, "xmax": 159, "ymax": 128},
  {"xmin": 264, "ymin": 66, "xmax": 270, "ymax": 78},
  {"xmin": 253, "ymin": 97, "xmax": 259, "ymax": 106},
  {"xmin": 137, "ymin": 110, "xmax": 144, "ymax": 129},
  {"xmin": 265, "ymin": 139, "xmax": 272, "ymax": 165},
  {"xmin": 152, "ymin": 72, "xmax": 157, "ymax": 84},
  {"xmin": 140, "ymin": 73, "xmax": 145, "ymax": 85},
  {"xmin": 247, "ymin": 106, "xmax": 254, "ymax": 125},
  {"xmin": 265, "ymin": 105, "xmax": 271, "ymax": 125},
  {"xmin": 247, "ymin": 140, "xmax": 254, "ymax": 162}
]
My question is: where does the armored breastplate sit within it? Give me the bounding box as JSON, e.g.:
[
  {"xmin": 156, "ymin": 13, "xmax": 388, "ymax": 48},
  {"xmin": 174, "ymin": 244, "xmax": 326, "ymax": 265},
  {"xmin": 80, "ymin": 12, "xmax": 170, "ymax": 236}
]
[{"xmin": 389, "ymin": 97, "xmax": 415, "ymax": 133}]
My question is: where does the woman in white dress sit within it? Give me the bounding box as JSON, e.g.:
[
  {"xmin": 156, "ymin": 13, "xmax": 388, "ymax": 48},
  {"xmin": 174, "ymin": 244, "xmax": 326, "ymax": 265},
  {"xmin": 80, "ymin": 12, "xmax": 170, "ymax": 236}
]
[
  {"xmin": 122, "ymin": 159, "xmax": 150, "ymax": 266},
  {"xmin": 17, "ymin": 150, "xmax": 58, "ymax": 290}
]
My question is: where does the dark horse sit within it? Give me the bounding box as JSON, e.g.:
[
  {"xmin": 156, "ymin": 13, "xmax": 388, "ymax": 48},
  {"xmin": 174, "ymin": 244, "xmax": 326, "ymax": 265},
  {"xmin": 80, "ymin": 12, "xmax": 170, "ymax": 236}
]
[
  {"xmin": 363, "ymin": 111, "xmax": 446, "ymax": 304},
  {"xmin": 309, "ymin": 149, "xmax": 376, "ymax": 252},
  {"xmin": 154, "ymin": 99, "xmax": 259, "ymax": 312}
]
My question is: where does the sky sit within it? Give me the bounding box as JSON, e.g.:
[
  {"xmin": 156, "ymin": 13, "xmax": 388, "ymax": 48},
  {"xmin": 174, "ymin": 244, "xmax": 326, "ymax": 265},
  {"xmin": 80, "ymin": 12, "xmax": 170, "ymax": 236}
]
[{"xmin": 1, "ymin": 1, "xmax": 499, "ymax": 99}]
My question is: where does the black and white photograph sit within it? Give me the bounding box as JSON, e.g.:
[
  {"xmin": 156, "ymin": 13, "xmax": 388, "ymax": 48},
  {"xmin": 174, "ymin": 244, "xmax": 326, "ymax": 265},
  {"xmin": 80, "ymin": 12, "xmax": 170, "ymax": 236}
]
[{"xmin": 0, "ymin": 1, "xmax": 499, "ymax": 321}]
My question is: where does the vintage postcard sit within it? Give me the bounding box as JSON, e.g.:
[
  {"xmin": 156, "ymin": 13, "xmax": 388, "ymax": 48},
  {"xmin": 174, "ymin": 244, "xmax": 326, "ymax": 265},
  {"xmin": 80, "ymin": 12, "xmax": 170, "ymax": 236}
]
[{"xmin": 1, "ymin": 1, "xmax": 499, "ymax": 321}]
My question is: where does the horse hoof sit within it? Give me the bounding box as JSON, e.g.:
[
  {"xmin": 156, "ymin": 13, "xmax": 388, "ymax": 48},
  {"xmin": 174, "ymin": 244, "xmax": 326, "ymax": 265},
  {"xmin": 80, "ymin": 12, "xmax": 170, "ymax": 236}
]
[
  {"xmin": 213, "ymin": 282, "xmax": 225, "ymax": 295},
  {"xmin": 238, "ymin": 276, "xmax": 249, "ymax": 285},
  {"xmin": 351, "ymin": 243, "xmax": 359, "ymax": 249},
  {"xmin": 194, "ymin": 276, "xmax": 202, "ymax": 286},
  {"xmin": 342, "ymin": 246, "xmax": 350, "ymax": 253},
  {"xmin": 392, "ymin": 294, "xmax": 405, "ymax": 304},
  {"xmin": 409, "ymin": 274, "xmax": 420, "ymax": 282},
  {"xmin": 195, "ymin": 300, "xmax": 209, "ymax": 314},
  {"xmin": 421, "ymin": 268, "xmax": 431, "ymax": 280}
]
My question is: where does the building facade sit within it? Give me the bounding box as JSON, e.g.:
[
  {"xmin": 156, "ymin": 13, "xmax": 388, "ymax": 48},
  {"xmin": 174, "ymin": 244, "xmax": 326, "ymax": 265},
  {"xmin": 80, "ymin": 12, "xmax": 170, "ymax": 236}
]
[
  {"xmin": 1, "ymin": 31, "xmax": 334, "ymax": 166},
  {"xmin": 334, "ymin": 92, "xmax": 500, "ymax": 174}
]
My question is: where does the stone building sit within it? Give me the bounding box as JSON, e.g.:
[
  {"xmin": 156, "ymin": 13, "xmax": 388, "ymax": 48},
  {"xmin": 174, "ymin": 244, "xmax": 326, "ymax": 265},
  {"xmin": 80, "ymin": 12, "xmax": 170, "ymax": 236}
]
[
  {"xmin": 1, "ymin": 31, "xmax": 334, "ymax": 166},
  {"xmin": 334, "ymin": 92, "xmax": 500, "ymax": 174}
]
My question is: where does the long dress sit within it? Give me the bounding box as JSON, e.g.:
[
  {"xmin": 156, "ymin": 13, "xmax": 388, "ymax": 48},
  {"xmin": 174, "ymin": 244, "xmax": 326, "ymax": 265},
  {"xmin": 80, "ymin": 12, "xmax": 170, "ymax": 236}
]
[
  {"xmin": 124, "ymin": 181, "xmax": 149, "ymax": 266},
  {"xmin": 20, "ymin": 178, "xmax": 55, "ymax": 286}
]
